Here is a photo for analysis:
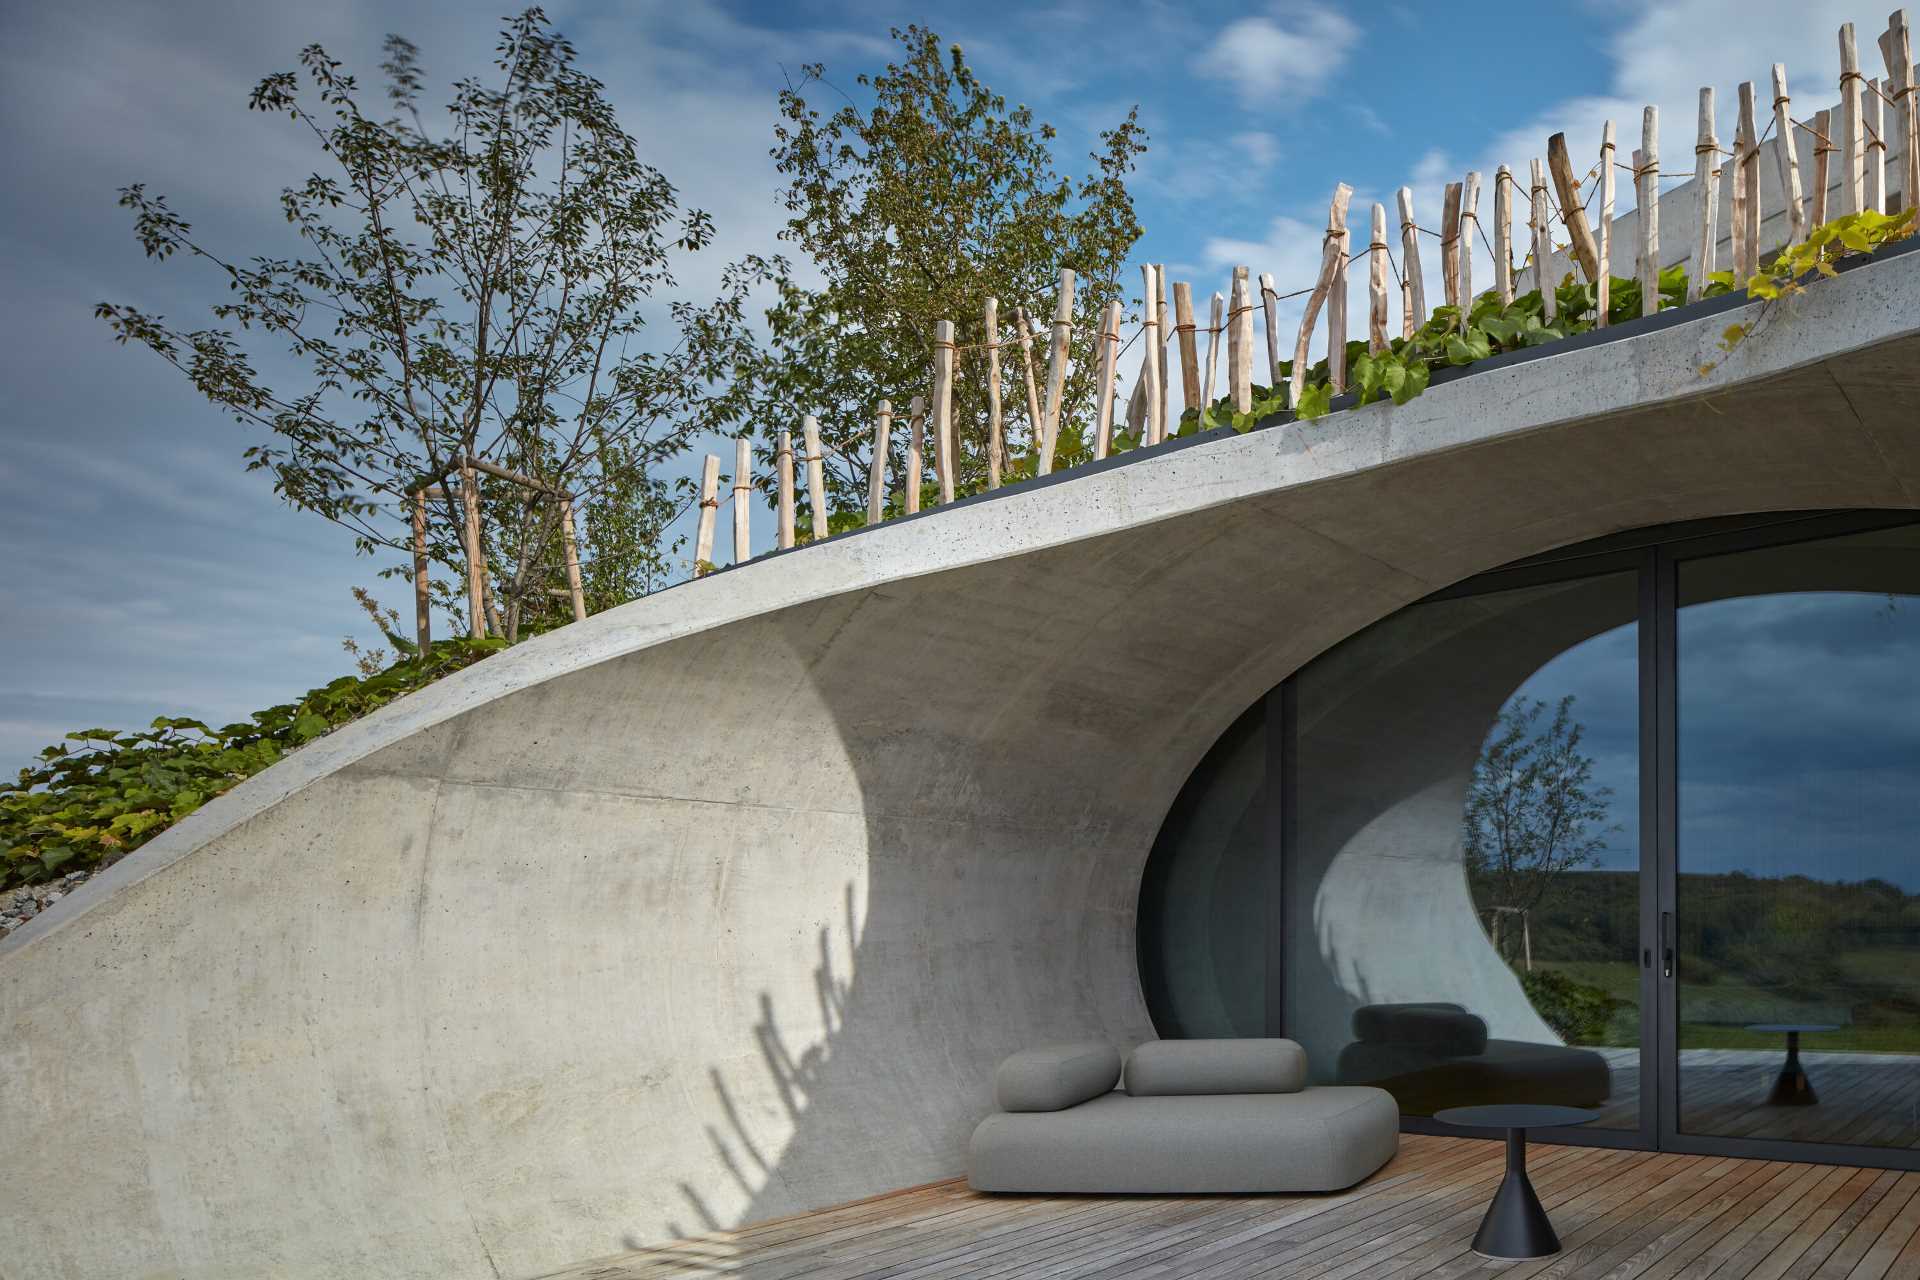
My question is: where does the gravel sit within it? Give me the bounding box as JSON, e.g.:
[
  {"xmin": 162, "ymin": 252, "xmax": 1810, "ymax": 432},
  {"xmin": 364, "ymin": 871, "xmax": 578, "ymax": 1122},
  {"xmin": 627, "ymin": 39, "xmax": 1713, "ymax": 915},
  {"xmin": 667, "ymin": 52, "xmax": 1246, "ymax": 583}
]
[{"xmin": 0, "ymin": 871, "xmax": 92, "ymax": 937}]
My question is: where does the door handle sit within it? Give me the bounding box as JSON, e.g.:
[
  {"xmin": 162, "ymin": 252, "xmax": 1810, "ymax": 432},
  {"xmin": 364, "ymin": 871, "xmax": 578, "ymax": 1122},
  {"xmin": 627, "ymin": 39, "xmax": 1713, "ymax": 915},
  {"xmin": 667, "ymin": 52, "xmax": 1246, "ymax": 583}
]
[{"xmin": 1661, "ymin": 911, "xmax": 1675, "ymax": 979}]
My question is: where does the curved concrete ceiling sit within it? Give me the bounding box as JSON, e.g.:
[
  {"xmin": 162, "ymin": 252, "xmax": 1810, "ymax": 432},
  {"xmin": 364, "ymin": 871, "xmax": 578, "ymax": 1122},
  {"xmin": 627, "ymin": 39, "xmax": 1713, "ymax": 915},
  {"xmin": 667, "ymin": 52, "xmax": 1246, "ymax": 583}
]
[{"xmin": 3, "ymin": 249, "xmax": 1917, "ymax": 1280}]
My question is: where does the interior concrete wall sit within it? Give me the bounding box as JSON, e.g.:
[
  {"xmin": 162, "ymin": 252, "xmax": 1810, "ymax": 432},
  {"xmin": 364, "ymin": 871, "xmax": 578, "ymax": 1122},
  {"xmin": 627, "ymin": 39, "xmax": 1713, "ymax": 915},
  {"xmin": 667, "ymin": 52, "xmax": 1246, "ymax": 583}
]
[{"xmin": 1, "ymin": 245, "xmax": 1916, "ymax": 1280}]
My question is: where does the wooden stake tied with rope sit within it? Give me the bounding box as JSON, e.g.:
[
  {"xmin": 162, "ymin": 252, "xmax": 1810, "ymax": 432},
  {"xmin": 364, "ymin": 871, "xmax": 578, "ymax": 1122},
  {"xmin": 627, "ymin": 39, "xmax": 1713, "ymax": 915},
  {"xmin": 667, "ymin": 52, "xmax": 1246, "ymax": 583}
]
[
  {"xmin": 1094, "ymin": 299, "xmax": 1121, "ymax": 459},
  {"xmin": 411, "ymin": 490, "xmax": 430, "ymax": 649},
  {"xmin": 1228, "ymin": 265, "xmax": 1253, "ymax": 415},
  {"xmin": 1441, "ymin": 181, "xmax": 1464, "ymax": 312},
  {"xmin": 1639, "ymin": 106, "xmax": 1661, "ymax": 318},
  {"xmin": 1691, "ymin": 91, "xmax": 1718, "ymax": 303},
  {"xmin": 1013, "ymin": 307, "xmax": 1043, "ymax": 457},
  {"xmin": 1812, "ymin": 108, "xmax": 1834, "ymax": 225},
  {"xmin": 1396, "ymin": 186, "xmax": 1427, "ymax": 328},
  {"xmin": 1599, "ymin": 121, "xmax": 1617, "ymax": 322},
  {"xmin": 1547, "ymin": 133, "xmax": 1602, "ymax": 282},
  {"xmin": 1257, "ymin": 273, "xmax": 1281, "ymax": 389},
  {"xmin": 802, "ymin": 413, "xmax": 832, "ymax": 534},
  {"xmin": 1737, "ymin": 81, "xmax": 1763, "ymax": 280},
  {"xmin": 1529, "ymin": 158, "xmax": 1555, "ymax": 322},
  {"xmin": 1771, "ymin": 65, "xmax": 1807, "ymax": 242},
  {"xmin": 1882, "ymin": 12, "xmax": 1917, "ymax": 217},
  {"xmin": 905, "ymin": 396, "xmax": 924, "ymax": 515},
  {"xmin": 775, "ymin": 428, "xmax": 796, "ymax": 549},
  {"xmin": 1203, "ymin": 291, "xmax": 1223, "ymax": 410},
  {"xmin": 694, "ymin": 453, "xmax": 720, "ymax": 577},
  {"xmin": 733, "ymin": 434, "xmax": 751, "ymax": 562},
  {"xmin": 983, "ymin": 299, "xmax": 1003, "ymax": 490},
  {"xmin": 1368, "ymin": 202, "xmax": 1390, "ymax": 354},
  {"xmin": 1038, "ymin": 268, "xmax": 1075, "ymax": 475},
  {"xmin": 1292, "ymin": 184, "xmax": 1352, "ymax": 404},
  {"xmin": 867, "ymin": 402, "xmax": 890, "ymax": 525},
  {"xmin": 1141, "ymin": 264, "xmax": 1165, "ymax": 443},
  {"xmin": 1842, "ymin": 22, "xmax": 1868, "ymax": 214},
  {"xmin": 931, "ymin": 322, "xmax": 957, "ymax": 501},
  {"xmin": 1174, "ymin": 282, "xmax": 1202, "ymax": 414},
  {"xmin": 1461, "ymin": 171, "xmax": 1481, "ymax": 310},
  {"xmin": 1493, "ymin": 165, "xmax": 1515, "ymax": 306}
]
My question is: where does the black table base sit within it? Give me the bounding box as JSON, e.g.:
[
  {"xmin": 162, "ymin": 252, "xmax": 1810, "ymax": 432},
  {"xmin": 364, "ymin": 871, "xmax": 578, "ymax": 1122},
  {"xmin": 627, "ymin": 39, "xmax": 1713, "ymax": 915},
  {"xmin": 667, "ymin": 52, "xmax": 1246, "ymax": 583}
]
[
  {"xmin": 1766, "ymin": 1030, "xmax": 1818, "ymax": 1106},
  {"xmin": 1472, "ymin": 1128, "xmax": 1560, "ymax": 1260}
]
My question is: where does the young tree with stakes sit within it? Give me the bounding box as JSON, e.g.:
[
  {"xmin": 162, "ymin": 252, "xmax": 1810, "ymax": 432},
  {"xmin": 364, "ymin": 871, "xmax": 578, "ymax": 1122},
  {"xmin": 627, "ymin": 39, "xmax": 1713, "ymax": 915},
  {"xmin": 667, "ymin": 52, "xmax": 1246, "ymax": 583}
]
[
  {"xmin": 97, "ymin": 9, "xmax": 777, "ymax": 643},
  {"xmin": 755, "ymin": 27, "xmax": 1146, "ymax": 524}
]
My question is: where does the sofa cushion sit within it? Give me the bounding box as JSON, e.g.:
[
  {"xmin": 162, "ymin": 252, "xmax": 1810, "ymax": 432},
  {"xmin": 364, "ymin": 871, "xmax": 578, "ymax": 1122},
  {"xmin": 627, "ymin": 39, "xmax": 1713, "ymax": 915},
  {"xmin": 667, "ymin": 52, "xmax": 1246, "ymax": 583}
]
[
  {"xmin": 1125, "ymin": 1038, "xmax": 1308, "ymax": 1096},
  {"xmin": 1350, "ymin": 1003, "xmax": 1487, "ymax": 1055},
  {"xmin": 994, "ymin": 1042, "xmax": 1122, "ymax": 1112},
  {"xmin": 969, "ymin": 1087, "xmax": 1399, "ymax": 1193}
]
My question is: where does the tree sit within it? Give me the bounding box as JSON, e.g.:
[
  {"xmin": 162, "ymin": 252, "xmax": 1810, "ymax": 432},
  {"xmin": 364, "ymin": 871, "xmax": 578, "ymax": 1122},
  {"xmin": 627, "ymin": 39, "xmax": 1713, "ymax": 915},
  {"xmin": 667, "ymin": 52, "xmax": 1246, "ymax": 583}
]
[
  {"xmin": 1463, "ymin": 694, "xmax": 1617, "ymax": 961},
  {"xmin": 97, "ymin": 9, "xmax": 777, "ymax": 641},
  {"xmin": 754, "ymin": 27, "xmax": 1146, "ymax": 521}
]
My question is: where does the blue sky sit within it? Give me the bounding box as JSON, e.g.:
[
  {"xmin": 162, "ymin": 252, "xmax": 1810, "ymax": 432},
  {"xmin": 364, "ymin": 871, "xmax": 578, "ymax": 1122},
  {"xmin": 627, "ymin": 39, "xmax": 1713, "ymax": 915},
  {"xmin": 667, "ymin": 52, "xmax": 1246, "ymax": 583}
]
[{"xmin": 0, "ymin": 0, "xmax": 1875, "ymax": 770}]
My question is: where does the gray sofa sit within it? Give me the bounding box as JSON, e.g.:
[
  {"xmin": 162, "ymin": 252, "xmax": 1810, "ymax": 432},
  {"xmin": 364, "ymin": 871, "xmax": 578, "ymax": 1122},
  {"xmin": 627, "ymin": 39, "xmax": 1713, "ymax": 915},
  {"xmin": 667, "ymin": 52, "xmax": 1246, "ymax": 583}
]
[
  {"xmin": 967, "ymin": 1038, "xmax": 1399, "ymax": 1194},
  {"xmin": 1334, "ymin": 1002, "xmax": 1612, "ymax": 1115}
]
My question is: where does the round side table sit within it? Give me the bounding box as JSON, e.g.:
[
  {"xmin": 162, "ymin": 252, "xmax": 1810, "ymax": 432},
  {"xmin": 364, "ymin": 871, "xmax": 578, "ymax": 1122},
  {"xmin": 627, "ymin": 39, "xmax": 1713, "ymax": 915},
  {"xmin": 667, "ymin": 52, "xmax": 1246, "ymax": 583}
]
[
  {"xmin": 1434, "ymin": 1104, "xmax": 1599, "ymax": 1260},
  {"xmin": 1745, "ymin": 1023, "xmax": 1839, "ymax": 1106}
]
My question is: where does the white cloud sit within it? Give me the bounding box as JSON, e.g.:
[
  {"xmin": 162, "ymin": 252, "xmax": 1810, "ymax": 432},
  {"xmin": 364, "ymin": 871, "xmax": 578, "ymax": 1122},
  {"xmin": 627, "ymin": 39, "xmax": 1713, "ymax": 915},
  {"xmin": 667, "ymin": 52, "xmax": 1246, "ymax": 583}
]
[
  {"xmin": 1192, "ymin": 4, "xmax": 1360, "ymax": 109},
  {"xmin": 1232, "ymin": 130, "xmax": 1282, "ymax": 169}
]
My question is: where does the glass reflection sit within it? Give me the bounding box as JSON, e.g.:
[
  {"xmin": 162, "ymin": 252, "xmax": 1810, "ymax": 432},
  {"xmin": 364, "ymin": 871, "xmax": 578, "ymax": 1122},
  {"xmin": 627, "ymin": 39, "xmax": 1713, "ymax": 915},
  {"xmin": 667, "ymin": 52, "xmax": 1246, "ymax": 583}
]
[
  {"xmin": 1291, "ymin": 572, "xmax": 1640, "ymax": 1123},
  {"xmin": 1676, "ymin": 524, "xmax": 1920, "ymax": 1149}
]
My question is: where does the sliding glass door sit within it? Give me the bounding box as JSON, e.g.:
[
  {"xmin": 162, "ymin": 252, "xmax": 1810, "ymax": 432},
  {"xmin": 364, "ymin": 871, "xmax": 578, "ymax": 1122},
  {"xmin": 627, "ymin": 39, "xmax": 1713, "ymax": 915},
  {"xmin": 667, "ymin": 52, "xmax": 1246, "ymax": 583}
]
[
  {"xmin": 1664, "ymin": 521, "xmax": 1920, "ymax": 1159},
  {"xmin": 1138, "ymin": 511, "xmax": 1920, "ymax": 1168}
]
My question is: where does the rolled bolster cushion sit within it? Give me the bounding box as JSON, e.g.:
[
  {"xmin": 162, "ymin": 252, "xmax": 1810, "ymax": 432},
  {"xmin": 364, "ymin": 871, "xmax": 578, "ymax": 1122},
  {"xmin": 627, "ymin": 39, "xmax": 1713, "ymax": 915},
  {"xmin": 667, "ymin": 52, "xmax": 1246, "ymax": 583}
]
[
  {"xmin": 1350, "ymin": 1003, "xmax": 1488, "ymax": 1056},
  {"xmin": 995, "ymin": 1042, "xmax": 1123, "ymax": 1112},
  {"xmin": 1125, "ymin": 1038, "xmax": 1308, "ymax": 1096}
]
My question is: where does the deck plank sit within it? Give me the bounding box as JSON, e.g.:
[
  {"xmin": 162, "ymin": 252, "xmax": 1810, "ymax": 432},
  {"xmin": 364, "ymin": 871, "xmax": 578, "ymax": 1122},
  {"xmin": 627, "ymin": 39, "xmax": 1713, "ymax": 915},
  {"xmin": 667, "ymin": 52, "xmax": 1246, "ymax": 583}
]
[{"xmin": 537, "ymin": 1137, "xmax": 1920, "ymax": 1280}]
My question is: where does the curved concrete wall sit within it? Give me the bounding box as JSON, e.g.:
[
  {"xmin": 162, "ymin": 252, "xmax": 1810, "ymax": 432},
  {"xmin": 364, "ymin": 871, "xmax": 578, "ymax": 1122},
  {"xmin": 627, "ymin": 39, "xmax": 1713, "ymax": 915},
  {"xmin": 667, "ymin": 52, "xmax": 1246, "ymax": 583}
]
[{"xmin": 3, "ymin": 249, "xmax": 1918, "ymax": 1279}]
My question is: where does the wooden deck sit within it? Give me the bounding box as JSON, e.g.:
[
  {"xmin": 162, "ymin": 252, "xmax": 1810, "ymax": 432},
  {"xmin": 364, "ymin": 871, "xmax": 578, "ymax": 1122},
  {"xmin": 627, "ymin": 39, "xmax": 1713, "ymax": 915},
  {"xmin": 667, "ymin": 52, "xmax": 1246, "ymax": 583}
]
[{"xmin": 541, "ymin": 1134, "xmax": 1920, "ymax": 1280}]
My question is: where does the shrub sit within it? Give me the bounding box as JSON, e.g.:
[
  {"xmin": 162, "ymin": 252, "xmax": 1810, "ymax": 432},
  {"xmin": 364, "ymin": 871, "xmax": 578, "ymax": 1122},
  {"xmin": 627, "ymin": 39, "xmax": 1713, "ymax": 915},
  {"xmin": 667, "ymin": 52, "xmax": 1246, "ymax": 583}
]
[
  {"xmin": 1521, "ymin": 968, "xmax": 1624, "ymax": 1044},
  {"xmin": 1, "ymin": 637, "xmax": 503, "ymax": 889}
]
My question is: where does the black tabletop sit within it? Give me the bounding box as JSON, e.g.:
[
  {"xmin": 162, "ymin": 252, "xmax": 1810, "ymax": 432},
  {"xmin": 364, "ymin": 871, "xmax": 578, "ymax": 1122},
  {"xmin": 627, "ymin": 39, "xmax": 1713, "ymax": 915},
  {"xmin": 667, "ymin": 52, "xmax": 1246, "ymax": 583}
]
[
  {"xmin": 1744, "ymin": 1023, "xmax": 1840, "ymax": 1034},
  {"xmin": 1433, "ymin": 1104, "xmax": 1600, "ymax": 1130}
]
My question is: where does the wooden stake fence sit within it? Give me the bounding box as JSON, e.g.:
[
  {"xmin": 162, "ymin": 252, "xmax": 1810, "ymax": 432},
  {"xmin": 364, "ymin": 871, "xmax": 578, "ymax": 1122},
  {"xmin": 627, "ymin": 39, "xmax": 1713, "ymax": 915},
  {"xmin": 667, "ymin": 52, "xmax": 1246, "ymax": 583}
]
[
  {"xmin": 1461, "ymin": 171, "xmax": 1481, "ymax": 310},
  {"xmin": 776, "ymin": 429, "xmax": 796, "ymax": 549},
  {"xmin": 905, "ymin": 395, "xmax": 925, "ymax": 514},
  {"xmin": 1599, "ymin": 122, "xmax": 1617, "ymax": 322},
  {"xmin": 1772, "ymin": 65, "xmax": 1807, "ymax": 243},
  {"xmin": 983, "ymin": 300, "xmax": 1004, "ymax": 489},
  {"xmin": 1494, "ymin": 166, "xmax": 1515, "ymax": 305},
  {"xmin": 1737, "ymin": 81, "xmax": 1763, "ymax": 281},
  {"xmin": 1039, "ymin": 268, "xmax": 1075, "ymax": 475},
  {"xmin": 1869, "ymin": 76, "xmax": 1889, "ymax": 213},
  {"xmin": 1441, "ymin": 181, "xmax": 1464, "ymax": 312},
  {"xmin": 1639, "ymin": 107, "xmax": 1661, "ymax": 318},
  {"xmin": 1292, "ymin": 184, "xmax": 1352, "ymax": 404},
  {"xmin": 459, "ymin": 460, "xmax": 485, "ymax": 639},
  {"xmin": 412, "ymin": 490, "xmax": 430, "ymax": 649},
  {"xmin": 1843, "ymin": 23, "xmax": 1867, "ymax": 214},
  {"xmin": 1812, "ymin": 108, "xmax": 1834, "ymax": 225},
  {"xmin": 1014, "ymin": 308, "xmax": 1043, "ymax": 456},
  {"xmin": 694, "ymin": 454, "xmax": 719, "ymax": 577},
  {"xmin": 802, "ymin": 413, "xmax": 831, "ymax": 535},
  {"xmin": 1369, "ymin": 202, "xmax": 1390, "ymax": 353},
  {"xmin": 733, "ymin": 435, "xmax": 751, "ymax": 563},
  {"xmin": 1094, "ymin": 299, "xmax": 1121, "ymax": 459},
  {"xmin": 1203, "ymin": 292, "xmax": 1223, "ymax": 409},
  {"xmin": 931, "ymin": 322, "xmax": 956, "ymax": 502},
  {"xmin": 1175, "ymin": 282, "xmax": 1202, "ymax": 415},
  {"xmin": 1396, "ymin": 187, "xmax": 1426, "ymax": 331},
  {"xmin": 1885, "ymin": 12, "xmax": 1918, "ymax": 215},
  {"xmin": 1257, "ymin": 274, "xmax": 1280, "ymax": 389},
  {"xmin": 1529, "ymin": 158, "xmax": 1555, "ymax": 321},
  {"xmin": 1228, "ymin": 265, "xmax": 1252, "ymax": 414},
  {"xmin": 867, "ymin": 402, "xmax": 890, "ymax": 524},
  {"xmin": 1691, "ymin": 92, "xmax": 1718, "ymax": 302},
  {"xmin": 1547, "ymin": 133, "xmax": 1602, "ymax": 282},
  {"xmin": 1141, "ymin": 264, "xmax": 1165, "ymax": 443}
]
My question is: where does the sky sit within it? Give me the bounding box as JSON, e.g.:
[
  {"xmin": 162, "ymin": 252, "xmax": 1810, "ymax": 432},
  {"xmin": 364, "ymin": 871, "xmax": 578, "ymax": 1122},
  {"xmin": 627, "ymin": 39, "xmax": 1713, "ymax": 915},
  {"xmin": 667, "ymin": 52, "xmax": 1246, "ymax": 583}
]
[{"xmin": 0, "ymin": 0, "xmax": 1884, "ymax": 773}]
